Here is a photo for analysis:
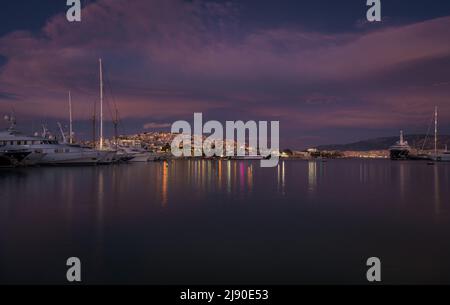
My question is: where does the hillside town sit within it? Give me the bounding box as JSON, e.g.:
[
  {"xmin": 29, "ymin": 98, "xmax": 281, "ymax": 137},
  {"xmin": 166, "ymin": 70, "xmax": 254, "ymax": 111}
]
[{"xmin": 83, "ymin": 131, "xmax": 390, "ymax": 160}]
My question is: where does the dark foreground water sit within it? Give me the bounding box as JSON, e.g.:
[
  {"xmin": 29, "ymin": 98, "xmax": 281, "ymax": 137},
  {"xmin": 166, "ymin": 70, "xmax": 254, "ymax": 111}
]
[{"xmin": 0, "ymin": 159, "xmax": 450, "ymax": 284}]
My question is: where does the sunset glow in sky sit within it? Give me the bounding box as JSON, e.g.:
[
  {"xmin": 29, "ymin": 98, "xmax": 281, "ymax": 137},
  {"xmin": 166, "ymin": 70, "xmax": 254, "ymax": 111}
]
[{"xmin": 1, "ymin": 0, "xmax": 450, "ymax": 148}]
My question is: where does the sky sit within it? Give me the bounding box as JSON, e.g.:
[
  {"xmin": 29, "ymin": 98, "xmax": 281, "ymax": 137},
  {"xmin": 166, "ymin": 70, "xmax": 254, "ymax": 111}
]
[{"xmin": 1, "ymin": 0, "xmax": 450, "ymax": 149}]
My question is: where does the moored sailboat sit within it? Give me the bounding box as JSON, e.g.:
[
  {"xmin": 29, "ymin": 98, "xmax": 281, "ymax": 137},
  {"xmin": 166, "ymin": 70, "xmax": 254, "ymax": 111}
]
[
  {"xmin": 431, "ymin": 106, "xmax": 450, "ymax": 162},
  {"xmin": 96, "ymin": 58, "xmax": 117, "ymax": 164}
]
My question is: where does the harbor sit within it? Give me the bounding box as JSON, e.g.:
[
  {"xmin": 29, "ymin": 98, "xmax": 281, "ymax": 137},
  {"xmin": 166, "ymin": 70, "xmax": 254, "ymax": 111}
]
[
  {"xmin": 1, "ymin": 58, "xmax": 448, "ymax": 168},
  {"xmin": 2, "ymin": 0, "xmax": 450, "ymax": 289},
  {"xmin": 2, "ymin": 117, "xmax": 450, "ymax": 168}
]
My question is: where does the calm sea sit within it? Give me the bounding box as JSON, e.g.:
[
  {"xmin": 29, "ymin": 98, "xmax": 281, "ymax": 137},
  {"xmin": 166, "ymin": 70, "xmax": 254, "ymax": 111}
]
[{"xmin": 1, "ymin": 159, "xmax": 449, "ymax": 284}]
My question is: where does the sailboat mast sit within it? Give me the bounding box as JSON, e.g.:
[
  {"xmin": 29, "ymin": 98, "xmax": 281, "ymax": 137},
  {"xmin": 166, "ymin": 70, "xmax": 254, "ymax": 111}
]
[
  {"xmin": 113, "ymin": 108, "xmax": 118, "ymax": 149},
  {"xmin": 92, "ymin": 102, "xmax": 96, "ymax": 147},
  {"xmin": 434, "ymin": 106, "xmax": 438, "ymax": 157},
  {"xmin": 69, "ymin": 91, "xmax": 73, "ymax": 144},
  {"xmin": 99, "ymin": 58, "xmax": 104, "ymax": 150}
]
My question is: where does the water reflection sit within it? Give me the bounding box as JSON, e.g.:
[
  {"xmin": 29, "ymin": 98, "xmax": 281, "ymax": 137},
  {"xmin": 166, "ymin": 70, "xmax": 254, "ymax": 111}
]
[
  {"xmin": 359, "ymin": 162, "xmax": 366, "ymax": 183},
  {"xmin": 308, "ymin": 161, "xmax": 317, "ymax": 194},
  {"xmin": 218, "ymin": 160, "xmax": 222, "ymax": 190},
  {"xmin": 63, "ymin": 168, "xmax": 74, "ymax": 224},
  {"xmin": 151, "ymin": 160, "xmax": 261, "ymax": 201},
  {"xmin": 162, "ymin": 161, "xmax": 168, "ymax": 207},
  {"xmin": 97, "ymin": 168, "xmax": 105, "ymax": 227},
  {"xmin": 95, "ymin": 167, "xmax": 105, "ymax": 260},
  {"xmin": 2, "ymin": 160, "xmax": 448, "ymax": 217},
  {"xmin": 227, "ymin": 160, "xmax": 231, "ymax": 194},
  {"xmin": 399, "ymin": 162, "xmax": 406, "ymax": 205},
  {"xmin": 2, "ymin": 160, "xmax": 450, "ymax": 284},
  {"xmin": 247, "ymin": 164, "xmax": 253, "ymax": 192},
  {"xmin": 434, "ymin": 165, "xmax": 440, "ymax": 217},
  {"xmin": 233, "ymin": 161, "xmax": 237, "ymax": 193},
  {"xmin": 277, "ymin": 161, "xmax": 286, "ymax": 195}
]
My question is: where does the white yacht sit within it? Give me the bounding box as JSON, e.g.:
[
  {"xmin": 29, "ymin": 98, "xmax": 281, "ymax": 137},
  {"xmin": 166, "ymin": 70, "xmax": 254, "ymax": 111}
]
[
  {"xmin": 0, "ymin": 118, "xmax": 46, "ymax": 166},
  {"xmin": 0, "ymin": 118, "xmax": 105, "ymax": 165},
  {"xmin": 0, "ymin": 130, "xmax": 106, "ymax": 165}
]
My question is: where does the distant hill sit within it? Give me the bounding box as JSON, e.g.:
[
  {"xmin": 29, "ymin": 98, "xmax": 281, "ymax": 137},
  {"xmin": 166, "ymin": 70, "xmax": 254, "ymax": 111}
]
[{"xmin": 317, "ymin": 134, "xmax": 450, "ymax": 151}]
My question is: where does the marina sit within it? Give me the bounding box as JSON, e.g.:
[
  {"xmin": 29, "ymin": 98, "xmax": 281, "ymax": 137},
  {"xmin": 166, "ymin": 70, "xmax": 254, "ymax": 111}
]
[
  {"xmin": 1, "ymin": 0, "xmax": 450, "ymax": 289},
  {"xmin": 1, "ymin": 58, "xmax": 447, "ymax": 168}
]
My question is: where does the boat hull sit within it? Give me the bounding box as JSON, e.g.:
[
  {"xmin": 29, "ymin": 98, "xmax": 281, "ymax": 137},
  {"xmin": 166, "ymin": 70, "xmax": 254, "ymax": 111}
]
[
  {"xmin": 0, "ymin": 154, "xmax": 16, "ymax": 168},
  {"xmin": 22, "ymin": 152, "xmax": 46, "ymax": 166},
  {"xmin": 432, "ymin": 154, "xmax": 450, "ymax": 162},
  {"xmin": 0, "ymin": 151, "xmax": 32, "ymax": 167},
  {"xmin": 97, "ymin": 151, "xmax": 117, "ymax": 164},
  {"xmin": 39, "ymin": 149, "xmax": 101, "ymax": 165},
  {"xmin": 389, "ymin": 149, "xmax": 410, "ymax": 160},
  {"xmin": 129, "ymin": 152, "xmax": 151, "ymax": 162},
  {"xmin": 231, "ymin": 155, "xmax": 263, "ymax": 160}
]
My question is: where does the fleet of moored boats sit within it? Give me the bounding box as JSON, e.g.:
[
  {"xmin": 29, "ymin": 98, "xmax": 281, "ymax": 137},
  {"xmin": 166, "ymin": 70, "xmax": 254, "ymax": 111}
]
[
  {"xmin": 0, "ymin": 58, "xmax": 163, "ymax": 168},
  {"xmin": 0, "ymin": 119, "xmax": 160, "ymax": 168}
]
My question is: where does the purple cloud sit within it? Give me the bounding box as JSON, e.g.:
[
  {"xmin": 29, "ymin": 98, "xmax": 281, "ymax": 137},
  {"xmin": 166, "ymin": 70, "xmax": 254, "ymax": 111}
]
[{"xmin": 1, "ymin": 0, "xmax": 450, "ymax": 147}]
